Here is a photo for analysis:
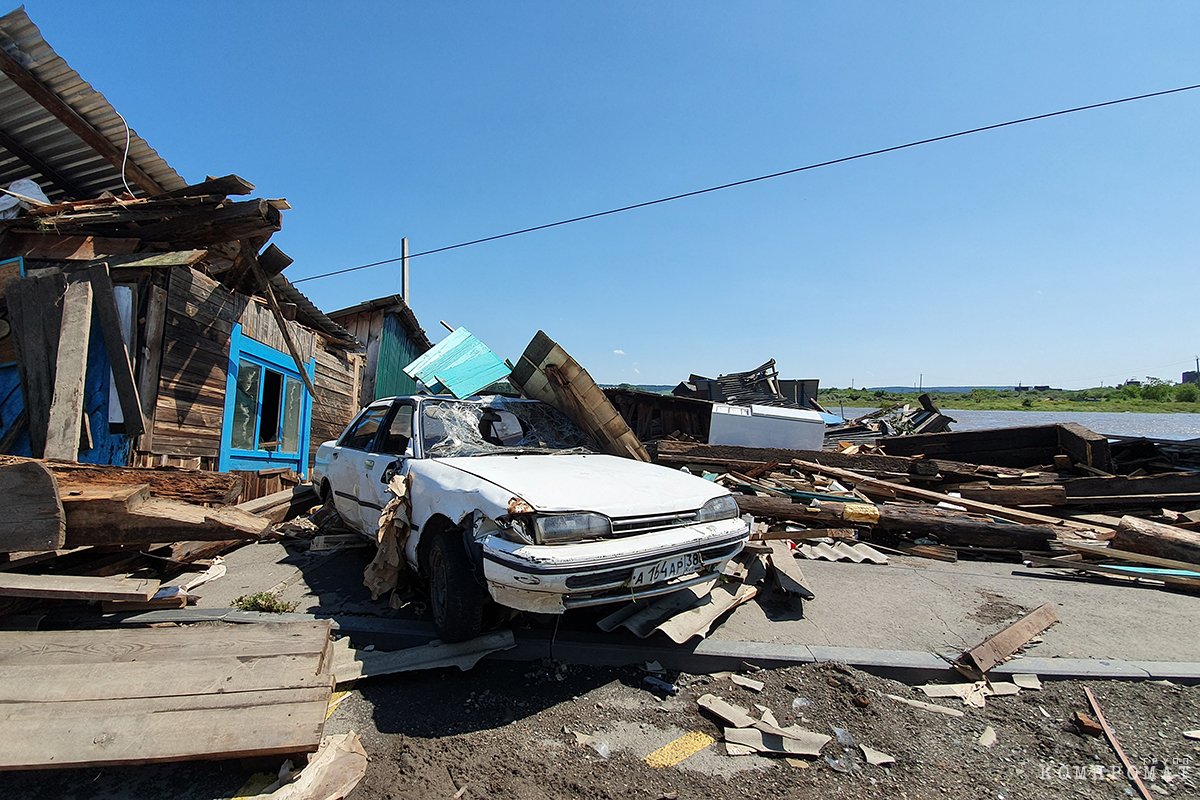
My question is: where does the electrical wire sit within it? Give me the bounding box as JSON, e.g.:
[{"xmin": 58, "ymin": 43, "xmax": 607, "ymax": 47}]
[
  {"xmin": 290, "ymin": 82, "xmax": 1200, "ymax": 285},
  {"xmin": 112, "ymin": 108, "xmax": 135, "ymax": 198}
]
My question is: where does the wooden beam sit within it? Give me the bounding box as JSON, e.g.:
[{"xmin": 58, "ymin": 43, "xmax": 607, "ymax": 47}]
[
  {"xmin": 44, "ymin": 279, "xmax": 93, "ymax": 461},
  {"xmin": 60, "ymin": 485, "xmax": 270, "ymax": 547},
  {"xmin": 81, "ymin": 264, "xmax": 144, "ymax": 435},
  {"xmin": 1060, "ymin": 542, "xmax": 1200, "ymax": 573},
  {"xmin": 135, "ymin": 283, "xmax": 167, "ymax": 452},
  {"xmin": 955, "ymin": 603, "xmax": 1058, "ymax": 675},
  {"xmin": 0, "ymin": 572, "xmax": 158, "ymax": 601},
  {"xmin": 1110, "ymin": 515, "xmax": 1200, "ymax": 565},
  {"xmin": 793, "ymin": 459, "xmax": 1100, "ymax": 530},
  {"xmin": 1083, "ymin": 688, "xmax": 1156, "ymax": 800},
  {"xmin": 0, "ymin": 47, "xmax": 167, "ymax": 196},
  {"xmin": 0, "ymin": 461, "xmax": 65, "ymax": 552},
  {"xmin": 0, "ymin": 230, "xmax": 141, "ymax": 261},
  {"xmin": 249, "ymin": 259, "xmax": 317, "ymax": 398}
]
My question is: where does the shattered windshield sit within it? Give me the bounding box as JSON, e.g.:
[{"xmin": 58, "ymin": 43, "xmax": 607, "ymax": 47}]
[{"xmin": 420, "ymin": 398, "xmax": 597, "ymax": 458}]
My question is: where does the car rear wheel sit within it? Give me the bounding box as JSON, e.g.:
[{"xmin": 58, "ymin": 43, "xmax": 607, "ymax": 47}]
[{"xmin": 428, "ymin": 532, "xmax": 488, "ymax": 643}]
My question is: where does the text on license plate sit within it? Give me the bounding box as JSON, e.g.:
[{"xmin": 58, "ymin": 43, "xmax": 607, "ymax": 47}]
[{"xmin": 628, "ymin": 551, "xmax": 703, "ymax": 587}]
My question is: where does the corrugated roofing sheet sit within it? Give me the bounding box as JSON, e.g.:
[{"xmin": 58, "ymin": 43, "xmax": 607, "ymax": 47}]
[{"xmin": 0, "ymin": 7, "xmax": 186, "ymax": 200}]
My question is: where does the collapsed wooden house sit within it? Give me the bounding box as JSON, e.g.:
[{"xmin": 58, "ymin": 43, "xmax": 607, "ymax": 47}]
[{"xmin": 0, "ymin": 8, "xmax": 375, "ymax": 492}]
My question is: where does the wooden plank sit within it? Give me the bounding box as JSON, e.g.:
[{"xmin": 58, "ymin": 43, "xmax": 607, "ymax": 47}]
[
  {"xmin": 6, "ymin": 271, "xmax": 66, "ymax": 457},
  {"xmin": 1025, "ymin": 555, "xmax": 1200, "ymax": 589},
  {"xmin": 249, "ymin": 259, "xmax": 318, "ymax": 397},
  {"xmin": 0, "ymin": 573, "xmax": 158, "ymax": 601},
  {"xmin": 955, "ymin": 484, "xmax": 1066, "ymax": 506},
  {"xmin": 750, "ymin": 528, "xmax": 857, "ymax": 541},
  {"xmin": 793, "ymin": 459, "xmax": 1099, "ymax": 530},
  {"xmin": 0, "ymin": 232, "xmax": 141, "ymax": 261},
  {"xmin": 161, "ymin": 174, "xmax": 255, "ymax": 199},
  {"xmin": 1083, "ymin": 687, "xmax": 1156, "ymax": 800},
  {"xmin": 956, "ymin": 602, "xmax": 1058, "ymax": 675},
  {"xmin": 0, "ymin": 688, "xmax": 329, "ymax": 769},
  {"xmin": 136, "ymin": 283, "xmax": 168, "ymax": 451},
  {"xmin": 82, "ymin": 264, "xmax": 144, "ymax": 435},
  {"xmin": 0, "ymin": 461, "xmax": 65, "ymax": 552},
  {"xmin": 61, "ymin": 490, "xmax": 270, "ymax": 547},
  {"xmin": 0, "ymin": 653, "xmax": 329, "ymax": 703},
  {"xmin": 1060, "ymin": 542, "xmax": 1200, "ymax": 573},
  {"xmin": 237, "ymin": 484, "xmax": 317, "ymax": 525},
  {"xmin": 43, "ymin": 279, "xmax": 93, "ymax": 461},
  {"xmin": 0, "ymin": 620, "xmax": 331, "ymax": 665}
]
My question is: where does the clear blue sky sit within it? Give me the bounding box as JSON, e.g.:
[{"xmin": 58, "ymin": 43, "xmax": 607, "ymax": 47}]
[{"xmin": 22, "ymin": 2, "xmax": 1200, "ymax": 388}]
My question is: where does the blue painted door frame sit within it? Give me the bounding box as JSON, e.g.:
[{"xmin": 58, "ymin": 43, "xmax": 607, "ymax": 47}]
[{"xmin": 219, "ymin": 324, "xmax": 315, "ymax": 474}]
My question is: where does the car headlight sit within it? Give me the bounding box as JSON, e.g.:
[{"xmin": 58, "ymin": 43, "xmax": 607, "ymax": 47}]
[
  {"xmin": 533, "ymin": 512, "xmax": 612, "ymax": 544},
  {"xmin": 696, "ymin": 494, "xmax": 739, "ymax": 522}
]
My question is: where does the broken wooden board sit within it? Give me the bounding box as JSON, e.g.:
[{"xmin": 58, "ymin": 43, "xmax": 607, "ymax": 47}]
[
  {"xmin": 238, "ymin": 484, "xmax": 317, "ymax": 525},
  {"xmin": 60, "ymin": 484, "xmax": 270, "ymax": 546},
  {"xmin": 43, "ymin": 278, "xmax": 93, "ymax": 461},
  {"xmin": 1110, "ymin": 515, "xmax": 1200, "ymax": 565},
  {"xmin": 332, "ymin": 630, "xmax": 515, "ymax": 685},
  {"xmin": 0, "ymin": 461, "xmax": 66, "ymax": 552},
  {"xmin": 510, "ymin": 330, "xmax": 650, "ymax": 461},
  {"xmin": 0, "ymin": 621, "xmax": 333, "ymax": 770},
  {"xmin": 955, "ymin": 603, "xmax": 1058, "ymax": 675},
  {"xmin": 0, "ymin": 572, "xmax": 158, "ymax": 601}
]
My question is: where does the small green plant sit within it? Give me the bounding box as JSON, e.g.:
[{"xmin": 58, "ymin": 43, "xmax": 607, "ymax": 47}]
[
  {"xmin": 1175, "ymin": 383, "xmax": 1199, "ymax": 403},
  {"xmin": 232, "ymin": 592, "xmax": 299, "ymax": 613}
]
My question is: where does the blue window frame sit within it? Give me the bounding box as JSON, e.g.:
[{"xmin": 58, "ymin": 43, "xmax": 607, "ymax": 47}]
[{"xmin": 219, "ymin": 324, "xmax": 314, "ymax": 473}]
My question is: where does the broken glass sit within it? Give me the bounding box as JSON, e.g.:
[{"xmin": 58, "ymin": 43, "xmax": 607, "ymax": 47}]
[{"xmin": 421, "ymin": 398, "xmax": 596, "ymax": 458}]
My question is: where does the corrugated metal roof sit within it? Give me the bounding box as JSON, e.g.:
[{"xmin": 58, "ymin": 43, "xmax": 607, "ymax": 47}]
[{"xmin": 0, "ymin": 7, "xmax": 186, "ymax": 200}]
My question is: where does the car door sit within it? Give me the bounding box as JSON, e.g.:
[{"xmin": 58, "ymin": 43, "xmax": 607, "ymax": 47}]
[
  {"xmin": 356, "ymin": 401, "xmax": 417, "ymax": 537},
  {"xmin": 325, "ymin": 403, "xmax": 391, "ymax": 531}
]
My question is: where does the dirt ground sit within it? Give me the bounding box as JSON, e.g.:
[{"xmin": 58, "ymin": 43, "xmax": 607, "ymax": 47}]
[
  {"xmin": 1, "ymin": 659, "xmax": 1196, "ymax": 799},
  {"xmin": 326, "ymin": 661, "xmax": 1200, "ymax": 800}
]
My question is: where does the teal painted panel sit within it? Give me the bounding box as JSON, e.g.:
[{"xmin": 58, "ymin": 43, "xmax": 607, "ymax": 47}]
[
  {"xmin": 403, "ymin": 327, "xmax": 510, "ymax": 399},
  {"xmin": 375, "ymin": 314, "xmax": 420, "ymax": 398}
]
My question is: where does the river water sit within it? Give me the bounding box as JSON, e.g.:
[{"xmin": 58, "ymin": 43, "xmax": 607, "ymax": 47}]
[{"xmin": 833, "ymin": 407, "xmax": 1200, "ymax": 441}]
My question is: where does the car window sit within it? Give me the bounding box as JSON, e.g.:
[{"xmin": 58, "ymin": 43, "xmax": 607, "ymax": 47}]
[
  {"xmin": 341, "ymin": 406, "xmax": 389, "ymax": 451},
  {"xmin": 378, "ymin": 405, "xmax": 414, "ymax": 455}
]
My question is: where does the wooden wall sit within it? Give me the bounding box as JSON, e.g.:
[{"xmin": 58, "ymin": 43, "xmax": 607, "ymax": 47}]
[
  {"xmin": 147, "ymin": 266, "xmax": 319, "ymax": 460},
  {"xmin": 310, "ymin": 341, "xmax": 362, "ymax": 463},
  {"xmin": 334, "ymin": 308, "xmax": 384, "ymax": 406}
]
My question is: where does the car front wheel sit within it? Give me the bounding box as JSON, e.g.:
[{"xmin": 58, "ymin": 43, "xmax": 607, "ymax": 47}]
[{"xmin": 428, "ymin": 532, "xmax": 488, "ymax": 643}]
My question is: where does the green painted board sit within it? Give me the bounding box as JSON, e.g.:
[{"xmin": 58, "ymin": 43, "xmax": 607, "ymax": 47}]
[{"xmin": 402, "ymin": 327, "xmax": 510, "ymax": 399}]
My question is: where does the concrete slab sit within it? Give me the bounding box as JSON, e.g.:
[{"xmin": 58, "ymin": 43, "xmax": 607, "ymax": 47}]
[{"xmin": 710, "ymin": 556, "xmax": 1200, "ymax": 663}]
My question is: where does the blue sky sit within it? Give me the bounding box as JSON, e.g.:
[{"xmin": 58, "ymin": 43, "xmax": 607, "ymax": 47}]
[{"xmin": 22, "ymin": 2, "xmax": 1200, "ymax": 388}]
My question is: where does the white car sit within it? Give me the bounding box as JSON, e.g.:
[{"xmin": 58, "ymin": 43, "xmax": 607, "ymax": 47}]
[{"xmin": 312, "ymin": 395, "xmax": 750, "ymax": 641}]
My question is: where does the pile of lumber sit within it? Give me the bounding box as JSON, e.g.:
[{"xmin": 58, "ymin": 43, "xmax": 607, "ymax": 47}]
[
  {"xmin": 651, "ymin": 435, "xmax": 1200, "ymax": 592},
  {"xmin": 0, "ymin": 456, "xmax": 314, "ymax": 615},
  {"xmin": 0, "ymin": 620, "xmax": 334, "ymax": 769}
]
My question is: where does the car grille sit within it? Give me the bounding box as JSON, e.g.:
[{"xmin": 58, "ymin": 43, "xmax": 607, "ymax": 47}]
[{"xmin": 609, "ymin": 510, "xmax": 700, "ymax": 537}]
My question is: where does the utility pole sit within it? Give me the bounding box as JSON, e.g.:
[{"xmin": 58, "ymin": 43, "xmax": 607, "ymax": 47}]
[
  {"xmin": 919, "ymin": 373, "xmax": 923, "ymax": 391},
  {"xmin": 401, "ymin": 237, "xmax": 410, "ymax": 304}
]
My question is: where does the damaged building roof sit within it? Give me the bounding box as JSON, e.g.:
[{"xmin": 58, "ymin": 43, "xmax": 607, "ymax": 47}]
[
  {"xmin": 327, "ymin": 293, "xmax": 432, "ymax": 352},
  {"xmin": 0, "ymin": 7, "xmax": 187, "ymax": 200}
]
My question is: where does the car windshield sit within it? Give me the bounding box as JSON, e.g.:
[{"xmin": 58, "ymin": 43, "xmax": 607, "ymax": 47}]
[{"xmin": 420, "ymin": 398, "xmax": 597, "ymax": 458}]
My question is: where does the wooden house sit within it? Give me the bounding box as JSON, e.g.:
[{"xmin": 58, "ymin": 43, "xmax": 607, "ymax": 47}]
[{"xmin": 0, "ymin": 8, "xmax": 363, "ymax": 492}]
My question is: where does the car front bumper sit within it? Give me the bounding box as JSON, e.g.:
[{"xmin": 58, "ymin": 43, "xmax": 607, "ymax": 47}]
[{"xmin": 480, "ymin": 516, "xmax": 750, "ymax": 614}]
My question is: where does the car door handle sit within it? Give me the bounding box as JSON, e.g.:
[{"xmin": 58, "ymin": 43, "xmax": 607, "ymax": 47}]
[
  {"xmin": 365, "ymin": 459, "xmax": 375, "ymax": 469},
  {"xmin": 332, "ymin": 452, "xmax": 339, "ymax": 460}
]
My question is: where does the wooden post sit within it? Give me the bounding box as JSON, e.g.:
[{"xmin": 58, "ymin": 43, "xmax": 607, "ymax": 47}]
[
  {"xmin": 135, "ymin": 284, "xmax": 168, "ymax": 453},
  {"xmin": 44, "ymin": 280, "xmax": 94, "ymax": 461}
]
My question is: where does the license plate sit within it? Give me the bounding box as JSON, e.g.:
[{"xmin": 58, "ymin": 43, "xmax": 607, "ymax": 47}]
[{"xmin": 628, "ymin": 551, "xmax": 703, "ymax": 587}]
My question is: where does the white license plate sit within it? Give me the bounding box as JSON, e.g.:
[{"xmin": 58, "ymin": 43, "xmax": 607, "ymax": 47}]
[{"xmin": 628, "ymin": 551, "xmax": 703, "ymax": 588}]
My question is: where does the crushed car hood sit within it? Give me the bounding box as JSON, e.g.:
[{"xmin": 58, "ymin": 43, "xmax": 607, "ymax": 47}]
[{"xmin": 432, "ymin": 453, "xmax": 727, "ymax": 517}]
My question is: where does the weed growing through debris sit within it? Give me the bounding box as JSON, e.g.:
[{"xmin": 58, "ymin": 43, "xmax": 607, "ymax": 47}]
[{"xmin": 232, "ymin": 592, "xmax": 299, "ymax": 613}]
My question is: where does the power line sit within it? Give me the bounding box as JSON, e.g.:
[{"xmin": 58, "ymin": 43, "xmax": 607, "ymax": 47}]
[{"xmin": 290, "ymin": 82, "xmax": 1200, "ymax": 285}]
